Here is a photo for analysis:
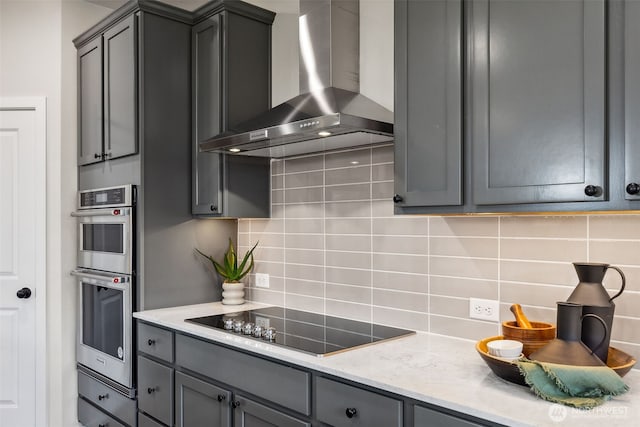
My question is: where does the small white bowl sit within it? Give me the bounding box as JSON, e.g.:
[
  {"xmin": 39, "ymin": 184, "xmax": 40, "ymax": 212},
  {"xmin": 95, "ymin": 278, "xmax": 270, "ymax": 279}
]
[{"xmin": 487, "ymin": 339, "xmax": 523, "ymax": 358}]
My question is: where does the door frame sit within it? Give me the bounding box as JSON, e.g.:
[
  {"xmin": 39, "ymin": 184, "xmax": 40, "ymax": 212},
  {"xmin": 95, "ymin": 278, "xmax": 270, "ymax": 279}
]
[{"xmin": 0, "ymin": 97, "xmax": 47, "ymax": 426}]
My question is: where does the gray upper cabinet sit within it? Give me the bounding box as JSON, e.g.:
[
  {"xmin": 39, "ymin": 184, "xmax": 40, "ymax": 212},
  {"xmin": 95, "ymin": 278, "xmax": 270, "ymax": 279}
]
[
  {"xmin": 470, "ymin": 0, "xmax": 606, "ymax": 205},
  {"xmin": 625, "ymin": 0, "xmax": 640, "ymax": 200},
  {"xmin": 394, "ymin": 0, "xmax": 462, "ymax": 208},
  {"xmin": 77, "ymin": 15, "xmax": 137, "ymax": 166},
  {"xmin": 77, "ymin": 37, "xmax": 103, "ymax": 166},
  {"xmin": 191, "ymin": 5, "xmax": 274, "ymax": 217}
]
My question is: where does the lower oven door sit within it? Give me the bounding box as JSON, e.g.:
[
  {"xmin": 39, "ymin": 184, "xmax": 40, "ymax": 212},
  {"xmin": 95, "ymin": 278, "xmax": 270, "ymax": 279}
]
[{"xmin": 72, "ymin": 269, "xmax": 133, "ymax": 388}]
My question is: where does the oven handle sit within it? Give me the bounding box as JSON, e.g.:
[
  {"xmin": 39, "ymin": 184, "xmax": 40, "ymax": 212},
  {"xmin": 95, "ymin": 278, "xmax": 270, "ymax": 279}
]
[
  {"xmin": 71, "ymin": 208, "xmax": 130, "ymax": 217},
  {"xmin": 71, "ymin": 269, "xmax": 130, "ymax": 287}
]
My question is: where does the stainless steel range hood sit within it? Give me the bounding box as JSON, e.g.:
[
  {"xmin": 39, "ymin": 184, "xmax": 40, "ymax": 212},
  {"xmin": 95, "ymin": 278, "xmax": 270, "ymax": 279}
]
[{"xmin": 199, "ymin": 0, "xmax": 393, "ymax": 159}]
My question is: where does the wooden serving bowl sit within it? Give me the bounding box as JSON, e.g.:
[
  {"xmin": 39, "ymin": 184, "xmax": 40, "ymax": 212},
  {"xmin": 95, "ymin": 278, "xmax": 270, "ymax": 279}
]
[
  {"xmin": 476, "ymin": 336, "xmax": 637, "ymax": 386},
  {"xmin": 502, "ymin": 321, "xmax": 556, "ymax": 357}
]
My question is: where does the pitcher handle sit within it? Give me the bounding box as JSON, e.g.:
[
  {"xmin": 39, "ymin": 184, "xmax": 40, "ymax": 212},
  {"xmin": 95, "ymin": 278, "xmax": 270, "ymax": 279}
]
[
  {"xmin": 581, "ymin": 313, "xmax": 609, "ymax": 355},
  {"xmin": 607, "ymin": 265, "xmax": 626, "ymax": 301}
]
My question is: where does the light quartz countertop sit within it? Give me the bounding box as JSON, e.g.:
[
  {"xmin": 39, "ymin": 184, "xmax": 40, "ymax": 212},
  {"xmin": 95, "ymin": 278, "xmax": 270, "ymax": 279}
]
[{"xmin": 134, "ymin": 302, "xmax": 640, "ymax": 427}]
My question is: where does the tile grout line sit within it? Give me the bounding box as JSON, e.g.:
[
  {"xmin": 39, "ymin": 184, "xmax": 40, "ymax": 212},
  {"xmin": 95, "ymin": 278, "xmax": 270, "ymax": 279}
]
[
  {"xmin": 497, "ymin": 216, "xmax": 502, "ymax": 336},
  {"xmin": 427, "ymin": 216, "xmax": 431, "ymax": 333},
  {"xmin": 370, "ymin": 147, "xmax": 374, "ymax": 324}
]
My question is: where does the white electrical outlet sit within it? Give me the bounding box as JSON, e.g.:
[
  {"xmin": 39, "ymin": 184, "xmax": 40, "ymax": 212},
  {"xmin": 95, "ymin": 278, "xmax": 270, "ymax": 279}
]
[
  {"xmin": 255, "ymin": 273, "xmax": 270, "ymax": 288},
  {"xmin": 469, "ymin": 298, "xmax": 500, "ymax": 322}
]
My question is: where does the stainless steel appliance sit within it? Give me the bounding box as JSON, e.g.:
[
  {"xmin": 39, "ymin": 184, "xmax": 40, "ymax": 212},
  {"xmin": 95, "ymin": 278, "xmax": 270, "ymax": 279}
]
[
  {"xmin": 186, "ymin": 306, "xmax": 415, "ymax": 357},
  {"xmin": 72, "ymin": 185, "xmax": 134, "ymax": 274},
  {"xmin": 72, "ymin": 185, "xmax": 136, "ymax": 396}
]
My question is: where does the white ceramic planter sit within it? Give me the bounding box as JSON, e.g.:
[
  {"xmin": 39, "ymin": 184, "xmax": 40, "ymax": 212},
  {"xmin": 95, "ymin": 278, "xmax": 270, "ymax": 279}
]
[{"xmin": 221, "ymin": 282, "xmax": 245, "ymax": 305}]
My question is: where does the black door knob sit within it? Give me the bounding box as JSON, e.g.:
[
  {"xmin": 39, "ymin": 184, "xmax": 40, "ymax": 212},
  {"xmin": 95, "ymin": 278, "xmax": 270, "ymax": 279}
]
[
  {"xmin": 584, "ymin": 185, "xmax": 599, "ymax": 197},
  {"xmin": 231, "ymin": 400, "xmax": 241, "ymax": 408},
  {"xmin": 210, "ymin": 205, "xmax": 218, "ymax": 212},
  {"xmin": 392, "ymin": 194, "xmax": 403, "ymax": 203},
  {"xmin": 16, "ymin": 287, "xmax": 31, "ymax": 299},
  {"xmin": 94, "ymin": 153, "xmax": 102, "ymax": 159},
  {"xmin": 217, "ymin": 394, "xmax": 226, "ymax": 402},
  {"xmin": 147, "ymin": 387, "xmax": 156, "ymax": 394},
  {"xmin": 345, "ymin": 407, "xmax": 358, "ymax": 418},
  {"xmin": 626, "ymin": 183, "xmax": 640, "ymax": 195},
  {"xmin": 98, "ymin": 393, "xmax": 109, "ymax": 401},
  {"xmin": 147, "ymin": 339, "xmax": 156, "ymax": 346}
]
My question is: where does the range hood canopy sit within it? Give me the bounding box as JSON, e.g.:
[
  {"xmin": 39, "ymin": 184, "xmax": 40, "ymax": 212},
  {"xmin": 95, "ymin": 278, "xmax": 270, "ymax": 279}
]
[{"xmin": 199, "ymin": 0, "xmax": 393, "ymax": 159}]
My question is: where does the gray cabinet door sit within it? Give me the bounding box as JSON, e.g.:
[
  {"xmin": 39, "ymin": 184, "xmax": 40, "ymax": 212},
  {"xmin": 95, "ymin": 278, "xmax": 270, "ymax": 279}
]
[
  {"xmin": 625, "ymin": 0, "xmax": 640, "ymax": 200},
  {"xmin": 394, "ymin": 0, "xmax": 462, "ymax": 207},
  {"xmin": 138, "ymin": 356, "xmax": 173, "ymax": 426},
  {"xmin": 78, "ymin": 37, "xmax": 103, "ymax": 166},
  {"xmin": 192, "ymin": 16, "xmax": 223, "ymax": 215},
  {"xmin": 232, "ymin": 395, "xmax": 310, "ymax": 427},
  {"xmin": 103, "ymin": 14, "xmax": 137, "ymax": 161},
  {"xmin": 413, "ymin": 405, "xmax": 483, "ymax": 427},
  {"xmin": 175, "ymin": 371, "xmax": 231, "ymax": 427},
  {"xmin": 470, "ymin": 0, "xmax": 606, "ymax": 205}
]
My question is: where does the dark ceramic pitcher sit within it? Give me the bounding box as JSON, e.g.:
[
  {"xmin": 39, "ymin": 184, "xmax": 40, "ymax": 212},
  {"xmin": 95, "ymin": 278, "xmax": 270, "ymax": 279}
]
[
  {"xmin": 566, "ymin": 262, "xmax": 626, "ymax": 363},
  {"xmin": 529, "ymin": 302, "xmax": 607, "ymax": 366}
]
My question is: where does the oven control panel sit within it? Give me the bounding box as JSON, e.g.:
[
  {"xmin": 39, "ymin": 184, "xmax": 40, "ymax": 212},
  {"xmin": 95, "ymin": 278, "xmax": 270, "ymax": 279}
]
[{"xmin": 78, "ymin": 185, "xmax": 134, "ymax": 209}]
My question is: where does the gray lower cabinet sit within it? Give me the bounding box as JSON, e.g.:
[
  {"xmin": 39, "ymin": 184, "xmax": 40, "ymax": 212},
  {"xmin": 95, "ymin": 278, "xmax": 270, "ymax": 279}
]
[
  {"xmin": 77, "ymin": 370, "xmax": 136, "ymax": 427},
  {"xmin": 413, "ymin": 405, "xmax": 483, "ymax": 427},
  {"xmin": 315, "ymin": 376, "xmax": 402, "ymax": 427},
  {"xmin": 139, "ymin": 412, "xmax": 166, "ymax": 427},
  {"xmin": 138, "ymin": 356, "xmax": 174, "ymax": 426},
  {"xmin": 78, "ymin": 397, "xmax": 126, "ymax": 427},
  {"xmin": 175, "ymin": 371, "xmax": 232, "ymax": 427},
  {"xmin": 77, "ymin": 14, "xmax": 137, "ymax": 166},
  {"xmin": 191, "ymin": 5, "xmax": 273, "ymax": 217},
  {"xmin": 232, "ymin": 395, "xmax": 311, "ymax": 427}
]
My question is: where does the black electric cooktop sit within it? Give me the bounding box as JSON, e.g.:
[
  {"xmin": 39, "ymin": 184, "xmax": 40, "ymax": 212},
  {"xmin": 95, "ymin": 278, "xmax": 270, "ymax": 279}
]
[{"xmin": 185, "ymin": 306, "xmax": 415, "ymax": 357}]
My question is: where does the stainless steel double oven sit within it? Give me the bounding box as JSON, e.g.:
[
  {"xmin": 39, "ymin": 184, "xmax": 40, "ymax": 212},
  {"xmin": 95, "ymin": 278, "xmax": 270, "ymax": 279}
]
[{"xmin": 71, "ymin": 185, "xmax": 136, "ymax": 396}]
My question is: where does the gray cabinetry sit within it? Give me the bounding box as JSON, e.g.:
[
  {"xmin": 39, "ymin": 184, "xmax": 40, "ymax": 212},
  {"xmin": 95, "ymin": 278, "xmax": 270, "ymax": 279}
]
[
  {"xmin": 470, "ymin": 0, "xmax": 606, "ymax": 205},
  {"xmin": 77, "ymin": 370, "xmax": 136, "ymax": 427},
  {"xmin": 232, "ymin": 395, "xmax": 311, "ymax": 427},
  {"xmin": 191, "ymin": 5, "xmax": 274, "ymax": 217},
  {"xmin": 315, "ymin": 376, "xmax": 402, "ymax": 427},
  {"xmin": 175, "ymin": 371, "xmax": 232, "ymax": 427},
  {"xmin": 138, "ymin": 322, "xmax": 174, "ymax": 363},
  {"xmin": 78, "ymin": 397, "xmax": 126, "ymax": 427},
  {"xmin": 138, "ymin": 355, "xmax": 174, "ymax": 426},
  {"xmin": 413, "ymin": 405, "xmax": 483, "ymax": 427},
  {"xmin": 625, "ymin": 0, "xmax": 640, "ymax": 200},
  {"xmin": 77, "ymin": 14, "xmax": 137, "ymax": 166},
  {"xmin": 394, "ymin": 0, "xmax": 462, "ymax": 207}
]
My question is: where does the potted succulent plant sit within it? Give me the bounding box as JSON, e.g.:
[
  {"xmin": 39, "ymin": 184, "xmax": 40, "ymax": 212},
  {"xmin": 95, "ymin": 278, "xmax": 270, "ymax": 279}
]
[{"xmin": 196, "ymin": 238, "xmax": 258, "ymax": 305}]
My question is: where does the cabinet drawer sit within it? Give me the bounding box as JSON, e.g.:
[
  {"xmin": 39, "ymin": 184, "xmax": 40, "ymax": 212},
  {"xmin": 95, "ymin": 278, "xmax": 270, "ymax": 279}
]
[
  {"xmin": 138, "ymin": 412, "xmax": 166, "ymax": 427},
  {"xmin": 77, "ymin": 371, "xmax": 136, "ymax": 427},
  {"xmin": 138, "ymin": 356, "xmax": 173, "ymax": 426},
  {"xmin": 315, "ymin": 377, "xmax": 402, "ymax": 427},
  {"xmin": 175, "ymin": 334, "xmax": 311, "ymax": 415},
  {"xmin": 414, "ymin": 405, "xmax": 484, "ymax": 427},
  {"xmin": 138, "ymin": 322, "xmax": 174, "ymax": 363},
  {"xmin": 78, "ymin": 397, "xmax": 126, "ymax": 427}
]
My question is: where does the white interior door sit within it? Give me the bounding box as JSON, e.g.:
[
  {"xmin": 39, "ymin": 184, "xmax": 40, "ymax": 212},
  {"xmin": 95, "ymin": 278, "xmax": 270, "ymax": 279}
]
[{"xmin": 0, "ymin": 98, "xmax": 46, "ymax": 427}]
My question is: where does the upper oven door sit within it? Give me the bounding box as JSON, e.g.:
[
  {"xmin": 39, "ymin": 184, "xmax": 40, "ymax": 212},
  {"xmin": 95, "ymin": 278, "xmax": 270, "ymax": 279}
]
[{"xmin": 72, "ymin": 207, "xmax": 132, "ymax": 274}]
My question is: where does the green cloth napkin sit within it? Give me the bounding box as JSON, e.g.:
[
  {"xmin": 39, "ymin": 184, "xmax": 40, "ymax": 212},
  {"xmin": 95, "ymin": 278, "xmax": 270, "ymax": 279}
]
[{"xmin": 516, "ymin": 359, "xmax": 629, "ymax": 409}]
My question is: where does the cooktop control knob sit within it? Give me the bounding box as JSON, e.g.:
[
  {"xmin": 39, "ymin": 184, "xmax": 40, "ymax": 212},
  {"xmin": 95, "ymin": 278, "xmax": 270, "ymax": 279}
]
[
  {"xmin": 242, "ymin": 322, "xmax": 255, "ymax": 335},
  {"xmin": 223, "ymin": 318, "xmax": 234, "ymax": 330},
  {"xmin": 252, "ymin": 325, "xmax": 264, "ymax": 338},
  {"xmin": 264, "ymin": 327, "xmax": 277, "ymax": 341},
  {"xmin": 233, "ymin": 320, "xmax": 245, "ymax": 333}
]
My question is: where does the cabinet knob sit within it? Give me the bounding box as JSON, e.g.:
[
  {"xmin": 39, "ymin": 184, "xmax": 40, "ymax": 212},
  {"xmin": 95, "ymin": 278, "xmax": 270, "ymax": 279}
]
[
  {"xmin": 98, "ymin": 424, "xmax": 108, "ymax": 427},
  {"xmin": 392, "ymin": 194, "xmax": 404, "ymax": 203},
  {"xmin": 217, "ymin": 394, "xmax": 226, "ymax": 402},
  {"xmin": 97, "ymin": 393, "xmax": 109, "ymax": 401},
  {"xmin": 231, "ymin": 400, "xmax": 241, "ymax": 409},
  {"xmin": 626, "ymin": 183, "xmax": 640, "ymax": 195},
  {"xmin": 16, "ymin": 287, "xmax": 31, "ymax": 299},
  {"xmin": 147, "ymin": 339, "xmax": 155, "ymax": 346},
  {"xmin": 345, "ymin": 407, "xmax": 358, "ymax": 418},
  {"xmin": 584, "ymin": 185, "xmax": 599, "ymax": 197},
  {"xmin": 104, "ymin": 152, "xmax": 112, "ymax": 159},
  {"xmin": 147, "ymin": 387, "xmax": 156, "ymax": 394},
  {"xmin": 210, "ymin": 205, "xmax": 218, "ymax": 212},
  {"xmin": 94, "ymin": 153, "xmax": 102, "ymax": 159}
]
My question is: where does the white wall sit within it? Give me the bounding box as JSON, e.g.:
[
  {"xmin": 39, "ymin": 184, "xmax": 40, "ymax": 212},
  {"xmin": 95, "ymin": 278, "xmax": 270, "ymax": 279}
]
[{"xmin": 0, "ymin": 1, "xmax": 110, "ymax": 425}]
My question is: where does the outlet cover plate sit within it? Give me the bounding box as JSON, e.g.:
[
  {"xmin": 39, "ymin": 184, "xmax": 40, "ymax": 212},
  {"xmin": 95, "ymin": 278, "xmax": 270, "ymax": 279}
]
[
  {"xmin": 255, "ymin": 273, "xmax": 270, "ymax": 288},
  {"xmin": 469, "ymin": 298, "xmax": 500, "ymax": 322}
]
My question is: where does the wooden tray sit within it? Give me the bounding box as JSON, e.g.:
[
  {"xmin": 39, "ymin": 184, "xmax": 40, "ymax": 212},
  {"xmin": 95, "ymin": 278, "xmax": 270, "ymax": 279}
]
[{"xmin": 476, "ymin": 336, "xmax": 636, "ymax": 386}]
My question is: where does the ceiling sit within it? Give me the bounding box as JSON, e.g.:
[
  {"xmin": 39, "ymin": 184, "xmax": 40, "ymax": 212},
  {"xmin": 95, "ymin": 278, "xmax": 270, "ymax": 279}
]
[{"xmin": 85, "ymin": 0, "xmax": 299, "ymax": 14}]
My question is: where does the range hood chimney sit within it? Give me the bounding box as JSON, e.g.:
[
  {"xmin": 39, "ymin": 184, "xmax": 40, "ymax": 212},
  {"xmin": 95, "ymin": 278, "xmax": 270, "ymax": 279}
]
[{"xmin": 199, "ymin": 0, "xmax": 393, "ymax": 159}]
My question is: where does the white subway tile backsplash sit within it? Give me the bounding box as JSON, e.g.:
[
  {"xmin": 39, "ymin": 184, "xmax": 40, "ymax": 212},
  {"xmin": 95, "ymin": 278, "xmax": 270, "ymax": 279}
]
[{"xmin": 239, "ymin": 148, "xmax": 640, "ymax": 361}]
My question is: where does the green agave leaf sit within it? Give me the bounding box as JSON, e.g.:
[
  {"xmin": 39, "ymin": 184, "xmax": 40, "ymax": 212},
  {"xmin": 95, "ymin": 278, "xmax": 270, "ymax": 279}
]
[{"xmin": 195, "ymin": 239, "xmax": 258, "ymax": 283}]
